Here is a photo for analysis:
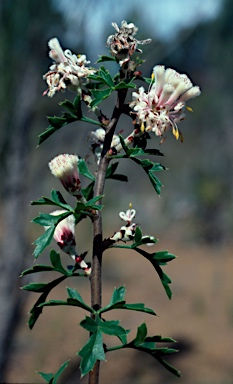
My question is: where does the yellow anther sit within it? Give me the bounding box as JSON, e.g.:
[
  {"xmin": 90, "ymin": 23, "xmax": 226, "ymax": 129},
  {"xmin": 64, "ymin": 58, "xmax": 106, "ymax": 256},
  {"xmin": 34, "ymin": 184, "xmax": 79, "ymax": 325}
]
[
  {"xmin": 151, "ymin": 72, "xmax": 155, "ymax": 81},
  {"xmin": 172, "ymin": 126, "xmax": 179, "ymax": 140},
  {"xmin": 129, "ymin": 202, "xmax": 133, "ymax": 209},
  {"xmin": 140, "ymin": 122, "xmax": 145, "ymax": 132},
  {"xmin": 186, "ymin": 106, "xmax": 193, "ymax": 112}
]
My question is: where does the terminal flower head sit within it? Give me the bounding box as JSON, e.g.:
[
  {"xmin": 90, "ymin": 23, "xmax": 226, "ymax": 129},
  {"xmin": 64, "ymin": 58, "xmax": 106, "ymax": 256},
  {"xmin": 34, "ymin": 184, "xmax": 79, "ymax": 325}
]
[
  {"xmin": 49, "ymin": 154, "xmax": 82, "ymax": 197},
  {"xmin": 43, "ymin": 38, "xmax": 96, "ymax": 97},
  {"xmin": 46, "ymin": 210, "xmax": 77, "ymax": 256},
  {"xmin": 130, "ymin": 65, "xmax": 201, "ymax": 141},
  {"xmin": 107, "ymin": 20, "xmax": 151, "ymax": 66}
]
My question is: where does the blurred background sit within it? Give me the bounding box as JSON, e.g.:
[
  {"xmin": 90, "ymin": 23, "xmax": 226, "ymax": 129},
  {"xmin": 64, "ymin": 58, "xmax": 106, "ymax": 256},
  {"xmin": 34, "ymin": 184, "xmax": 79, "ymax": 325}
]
[{"xmin": 0, "ymin": 0, "xmax": 233, "ymax": 383}]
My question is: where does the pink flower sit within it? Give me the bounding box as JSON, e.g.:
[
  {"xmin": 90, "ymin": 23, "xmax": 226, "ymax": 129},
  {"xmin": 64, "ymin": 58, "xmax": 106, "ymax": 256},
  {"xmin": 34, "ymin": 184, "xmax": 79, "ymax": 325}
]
[
  {"xmin": 45, "ymin": 210, "xmax": 91, "ymax": 276},
  {"xmin": 130, "ymin": 65, "xmax": 201, "ymax": 141},
  {"xmin": 46, "ymin": 210, "xmax": 77, "ymax": 256},
  {"xmin": 49, "ymin": 154, "xmax": 82, "ymax": 198}
]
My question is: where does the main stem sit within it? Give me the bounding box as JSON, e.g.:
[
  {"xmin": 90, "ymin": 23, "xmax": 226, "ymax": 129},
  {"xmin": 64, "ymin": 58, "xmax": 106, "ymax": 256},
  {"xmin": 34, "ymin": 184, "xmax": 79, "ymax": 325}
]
[{"xmin": 88, "ymin": 87, "xmax": 128, "ymax": 384}]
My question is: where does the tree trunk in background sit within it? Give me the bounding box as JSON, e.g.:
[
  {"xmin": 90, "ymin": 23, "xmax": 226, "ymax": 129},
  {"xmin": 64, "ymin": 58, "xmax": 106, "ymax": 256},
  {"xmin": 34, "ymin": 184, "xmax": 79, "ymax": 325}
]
[{"xmin": 0, "ymin": 63, "xmax": 38, "ymax": 381}]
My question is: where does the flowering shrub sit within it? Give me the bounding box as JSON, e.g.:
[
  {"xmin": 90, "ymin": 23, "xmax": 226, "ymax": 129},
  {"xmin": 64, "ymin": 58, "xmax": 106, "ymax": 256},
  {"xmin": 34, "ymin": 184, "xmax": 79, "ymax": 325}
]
[{"xmin": 21, "ymin": 20, "xmax": 200, "ymax": 384}]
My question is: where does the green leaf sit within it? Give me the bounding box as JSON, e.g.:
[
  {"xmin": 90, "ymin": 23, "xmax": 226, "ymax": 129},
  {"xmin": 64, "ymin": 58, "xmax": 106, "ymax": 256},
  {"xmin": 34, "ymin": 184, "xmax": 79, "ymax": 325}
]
[
  {"xmin": 78, "ymin": 331, "xmax": 106, "ymax": 377},
  {"xmin": 90, "ymin": 88, "xmax": 113, "ymax": 108},
  {"xmin": 37, "ymin": 372, "xmax": 53, "ymax": 383},
  {"xmin": 32, "ymin": 211, "xmax": 71, "ymax": 227},
  {"xmin": 27, "ymin": 276, "xmax": 67, "ymax": 329},
  {"xmin": 134, "ymin": 323, "xmax": 147, "ymax": 346},
  {"xmin": 67, "ymin": 287, "xmax": 93, "ymax": 312},
  {"xmin": 99, "ymin": 66, "xmax": 115, "ymax": 87},
  {"xmin": 50, "ymin": 250, "xmax": 69, "ymax": 275},
  {"xmin": 109, "ymin": 286, "xmax": 126, "ymax": 305},
  {"xmin": 78, "ymin": 159, "xmax": 95, "ymax": 181},
  {"xmin": 123, "ymin": 322, "xmax": 181, "ymax": 378},
  {"xmin": 33, "ymin": 226, "xmax": 55, "ymax": 259},
  {"xmin": 96, "ymin": 55, "xmax": 117, "ymax": 63},
  {"xmin": 99, "ymin": 286, "xmax": 156, "ymax": 316},
  {"xmin": 134, "ymin": 226, "xmax": 142, "ymax": 244},
  {"xmin": 31, "ymin": 190, "xmax": 72, "ymax": 211},
  {"xmin": 133, "ymin": 248, "xmax": 174, "ymax": 299},
  {"xmin": 114, "ymin": 80, "xmax": 136, "ymax": 90},
  {"xmin": 38, "ymin": 360, "xmax": 70, "ymax": 384},
  {"xmin": 22, "ymin": 282, "xmax": 48, "ymax": 292},
  {"xmin": 39, "ymin": 287, "xmax": 93, "ymax": 313},
  {"xmin": 20, "ymin": 264, "xmax": 54, "ymax": 276},
  {"xmin": 106, "ymin": 162, "xmax": 128, "ymax": 182}
]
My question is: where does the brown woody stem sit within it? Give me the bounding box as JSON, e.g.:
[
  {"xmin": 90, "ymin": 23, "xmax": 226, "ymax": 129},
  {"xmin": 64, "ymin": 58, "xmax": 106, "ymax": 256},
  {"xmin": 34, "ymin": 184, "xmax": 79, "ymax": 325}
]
[{"xmin": 88, "ymin": 88, "xmax": 128, "ymax": 384}]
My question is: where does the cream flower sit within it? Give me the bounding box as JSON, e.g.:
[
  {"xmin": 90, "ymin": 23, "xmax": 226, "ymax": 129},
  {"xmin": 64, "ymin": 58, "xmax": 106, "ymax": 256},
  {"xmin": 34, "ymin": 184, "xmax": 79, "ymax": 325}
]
[
  {"xmin": 107, "ymin": 20, "xmax": 151, "ymax": 66},
  {"xmin": 49, "ymin": 154, "xmax": 82, "ymax": 197},
  {"xmin": 43, "ymin": 38, "xmax": 96, "ymax": 97},
  {"xmin": 130, "ymin": 65, "xmax": 201, "ymax": 141}
]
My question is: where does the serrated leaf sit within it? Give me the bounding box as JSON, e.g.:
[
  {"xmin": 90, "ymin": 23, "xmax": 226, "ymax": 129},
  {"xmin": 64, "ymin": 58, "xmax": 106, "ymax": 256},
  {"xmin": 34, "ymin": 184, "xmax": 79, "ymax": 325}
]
[
  {"xmin": 90, "ymin": 88, "xmax": 113, "ymax": 108},
  {"xmin": 28, "ymin": 276, "xmax": 67, "ymax": 329},
  {"xmin": 37, "ymin": 371, "xmax": 53, "ymax": 383},
  {"xmin": 50, "ymin": 250, "xmax": 68, "ymax": 275},
  {"xmin": 33, "ymin": 211, "xmax": 71, "ymax": 227},
  {"xmin": 109, "ymin": 286, "xmax": 126, "ymax": 305},
  {"xmin": 96, "ymin": 55, "xmax": 117, "ymax": 63},
  {"xmin": 20, "ymin": 264, "xmax": 54, "ymax": 276},
  {"xmin": 47, "ymin": 116, "xmax": 67, "ymax": 128},
  {"xmin": 78, "ymin": 159, "xmax": 95, "ymax": 181},
  {"xmin": 22, "ymin": 282, "xmax": 48, "ymax": 292},
  {"xmin": 38, "ymin": 360, "xmax": 70, "ymax": 384},
  {"xmin": 78, "ymin": 331, "xmax": 106, "ymax": 377},
  {"xmin": 59, "ymin": 99, "xmax": 77, "ymax": 114},
  {"xmin": 99, "ymin": 67, "xmax": 115, "ymax": 88},
  {"xmin": 33, "ymin": 226, "xmax": 55, "ymax": 259},
  {"xmin": 153, "ymin": 251, "xmax": 176, "ymax": 263},
  {"xmin": 67, "ymin": 287, "xmax": 93, "ymax": 312},
  {"xmin": 114, "ymin": 81, "xmax": 136, "ymax": 90},
  {"xmin": 134, "ymin": 323, "xmax": 147, "ymax": 346}
]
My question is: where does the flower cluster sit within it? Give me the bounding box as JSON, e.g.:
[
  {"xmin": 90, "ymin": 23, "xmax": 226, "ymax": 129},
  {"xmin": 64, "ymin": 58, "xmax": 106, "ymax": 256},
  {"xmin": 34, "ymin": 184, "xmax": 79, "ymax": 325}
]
[
  {"xmin": 110, "ymin": 207, "xmax": 137, "ymax": 242},
  {"xmin": 88, "ymin": 128, "xmax": 120, "ymax": 163},
  {"xmin": 45, "ymin": 211, "xmax": 91, "ymax": 276},
  {"xmin": 109, "ymin": 207, "xmax": 157, "ymax": 245},
  {"xmin": 49, "ymin": 154, "xmax": 84, "ymax": 199},
  {"xmin": 43, "ymin": 38, "xmax": 96, "ymax": 97},
  {"xmin": 130, "ymin": 65, "xmax": 201, "ymax": 141},
  {"xmin": 107, "ymin": 20, "xmax": 151, "ymax": 66}
]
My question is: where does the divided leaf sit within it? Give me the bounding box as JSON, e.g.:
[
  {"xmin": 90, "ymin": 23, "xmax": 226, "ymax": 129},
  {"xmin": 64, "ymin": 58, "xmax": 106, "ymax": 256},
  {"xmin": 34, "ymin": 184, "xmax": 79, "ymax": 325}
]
[{"xmin": 38, "ymin": 360, "xmax": 70, "ymax": 384}]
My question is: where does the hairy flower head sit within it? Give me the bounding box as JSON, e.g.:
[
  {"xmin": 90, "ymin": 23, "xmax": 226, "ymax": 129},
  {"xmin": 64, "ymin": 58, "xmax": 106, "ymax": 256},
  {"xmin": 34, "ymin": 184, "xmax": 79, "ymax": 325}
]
[{"xmin": 49, "ymin": 154, "xmax": 82, "ymax": 197}]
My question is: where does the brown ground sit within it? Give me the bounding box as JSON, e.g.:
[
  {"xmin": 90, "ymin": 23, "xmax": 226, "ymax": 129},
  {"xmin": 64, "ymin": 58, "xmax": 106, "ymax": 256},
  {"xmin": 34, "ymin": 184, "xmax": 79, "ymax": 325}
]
[{"xmin": 6, "ymin": 235, "xmax": 233, "ymax": 384}]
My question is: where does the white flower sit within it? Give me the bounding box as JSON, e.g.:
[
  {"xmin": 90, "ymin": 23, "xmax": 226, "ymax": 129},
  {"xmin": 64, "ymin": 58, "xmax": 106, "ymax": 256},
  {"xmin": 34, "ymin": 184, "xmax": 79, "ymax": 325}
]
[
  {"xmin": 107, "ymin": 20, "xmax": 151, "ymax": 66},
  {"xmin": 130, "ymin": 65, "xmax": 201, "ymax": 141},
  {"xmin": 88, "ymin": 128, "xmax": 120, "ymax": 163},
  {"xmin": 43, "ymin": 38, "xmax": 96, "ymax": 97},
  {"xmin": 49, "ymin": 154, "xmax": 82, "ymax": 198},
  {"xmin": 119, "ymin": 208, "xmax": 136, "ymax": 223}
]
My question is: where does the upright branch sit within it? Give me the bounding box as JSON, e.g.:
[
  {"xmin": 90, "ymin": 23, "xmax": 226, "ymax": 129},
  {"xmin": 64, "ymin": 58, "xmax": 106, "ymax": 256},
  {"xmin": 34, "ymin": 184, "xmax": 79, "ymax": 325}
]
[{"xmin": 22, "ymin": 19, "xmax": 201, "ymax": 384}]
